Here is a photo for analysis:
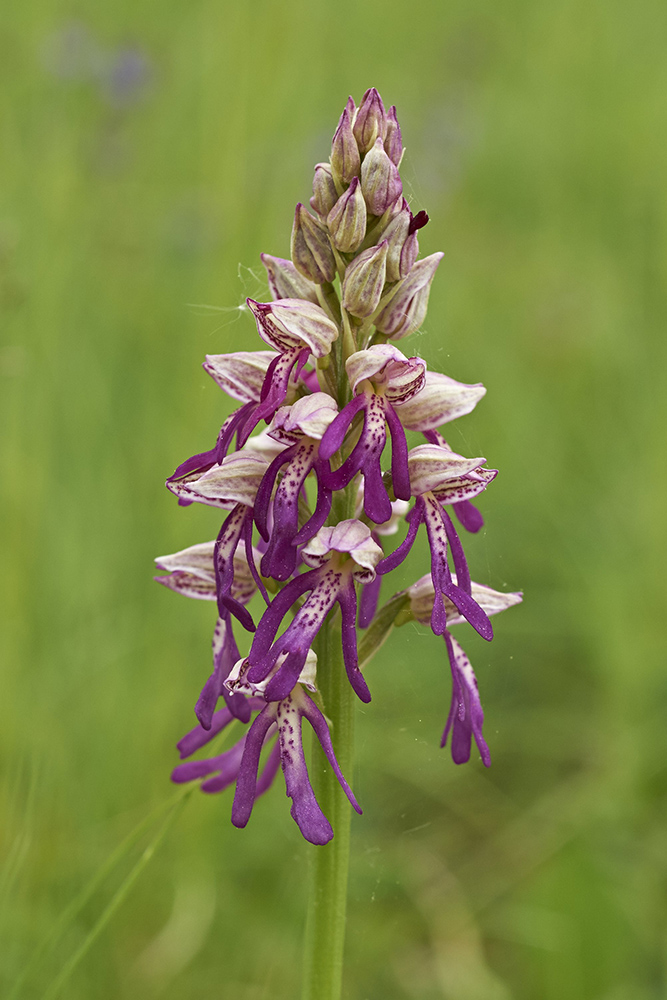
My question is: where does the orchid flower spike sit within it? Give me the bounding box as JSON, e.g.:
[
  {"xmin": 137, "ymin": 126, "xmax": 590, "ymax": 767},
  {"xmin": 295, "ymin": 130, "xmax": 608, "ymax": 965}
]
[{"xmin": 156, "ymin": 89, "xmax": 520, "ymax": 844}]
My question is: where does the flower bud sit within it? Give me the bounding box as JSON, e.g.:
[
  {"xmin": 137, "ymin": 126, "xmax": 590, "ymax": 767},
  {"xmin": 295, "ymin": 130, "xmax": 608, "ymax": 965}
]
[
  {"xmin": 341, "ymin": 241, "xmax": 388, "ymax": 319},
  {"xmin": 360, "ymin": 137, "xmax": 402, "ymax": 216},
  {"xmin": 260, "ymin": 253, "xmax": 319, "ymax": 303},
  {"xmin": 384, "ymin": 105, "xmax": 403, "ymax": 166},
  {"xmin": 374, "ymin": 252, "xmax": 443, "ymax": 339},
  {"xmin": 331, "ymin": 99, "xmax": 360, "ymax": 184},
  {"xmin": 352, "ymin": 87, "xmax": 386, "ymax": 154},
  {"xmin": 291, "ymin": 203, "xmax": 336, "ymax": 284},
  {"xmin": 380, "ymin": 201, "xmax": 410, "ymax": 282},
  {"xmin": 327, "ymin": 177, "xmax": 367, "ymax": 252},
  {"xmin": 310, "ymin": 162, "xmax": 338, "ymax": 218}
]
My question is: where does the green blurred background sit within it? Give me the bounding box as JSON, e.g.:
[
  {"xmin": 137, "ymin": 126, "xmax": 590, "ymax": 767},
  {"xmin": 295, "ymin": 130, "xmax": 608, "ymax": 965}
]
[{"xmin": 2, "ymin": 0, "xmax": 666, "ymax": 997}]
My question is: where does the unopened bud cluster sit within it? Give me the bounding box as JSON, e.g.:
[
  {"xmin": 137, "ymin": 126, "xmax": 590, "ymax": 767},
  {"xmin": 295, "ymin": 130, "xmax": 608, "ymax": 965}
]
[{"xmin": 156, "ymin": 89, "xmax": 521, "ymax": 845}]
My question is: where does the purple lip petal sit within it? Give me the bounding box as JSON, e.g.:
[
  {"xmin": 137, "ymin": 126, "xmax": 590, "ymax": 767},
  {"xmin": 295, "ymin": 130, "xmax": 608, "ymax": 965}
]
[
  {"xmin": 443, "ymin": 583, "xmax": 494, "ymax": 642},
  {"xmin": 232, "ymin": 707, "xmax": 278, "ymax": 828},
  {"xmin": 254, "ymin": 445, "xmax": 296, "ymax": 541},
  {"xmin": 319, "ymin": 393, "xmax": 365, "ymax": 460},
  {"xmin": 441, "ymin": 632, "xmax": 490, "ymax": 766},
  {"xmin": 248, "ymin": 568, "xmax": 321, "ymax": 664},
  {"xmin": 440, "ymin": 508, "xmax": 471, "ymax": 596},
  {"xmin": 338, "ymin": 582, "xmax": 372, "ymax": 703},
  {"xmin": 452, "ymin": 500, "xmax": 484, "ymax": 533},
  {"xmin": 299, "ymin": 693, "xmax": 362, "ymax": 814},
  {"xmin": 292, "ymin": 468, "xmax": 332, "ymax": 547},
  {"xmin": 384, "ymin": 400, "xmax": 411, "ymax": 501},
  {"xmin": 358, "ymin": 570, "xmax": 382, "ymax": 628},
  {"xmin": 377, "ymin": 502, "xmax": 422, "ymax": 575}
]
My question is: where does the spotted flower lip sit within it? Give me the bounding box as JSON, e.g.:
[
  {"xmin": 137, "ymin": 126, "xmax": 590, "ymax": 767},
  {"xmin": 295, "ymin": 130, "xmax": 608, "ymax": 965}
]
[
  {"xmin": 246, "ymin": 298, "xmax": 339, "ymax": 358},
  {"xmin": 267, "ymin": 392, "xmax": 338, "ymax": 445},
  {"xmin": 202, "ymin": 351, "xmax": 278, "ymax": 403},
  {"xmin": 301, "ymin": 519, "xmax": 383, "ymax": 583},
  {"xmin": 346, "ymin": 344, "xmax": 426, "ymax": 403},
  {"xmin": 395, "ymin": 371, "xmax": 487, "ymax": 431},
  {"xmin": 231, "ymin": 685, "xmax": 362, "ymax": 845}
]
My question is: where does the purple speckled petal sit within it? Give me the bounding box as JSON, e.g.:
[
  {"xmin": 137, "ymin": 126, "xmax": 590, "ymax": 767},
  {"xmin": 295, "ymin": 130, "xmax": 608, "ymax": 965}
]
[
  {"xmin": 264, "ymin": 648, "xmax": 309, "ymax": 702},
  {"xmin": 442, "ymin": 583, "xmax": 493, "ymax": 641},
  {"xmin": 254, "ymin": 444, "xmax": 296, "ymax": 541},
  {"xmin": 177, "ymin": 705, "xmax": 235, "ymax": 758},
  {"xmin": 242, "ymin": 510, "xmax": 269, "ymax": 606},
  {"xmin": 254, "ymin": 738, "xmax": 281, "ymax": 797},
  {"xmin": 452, "ymin": 500, "xmax": 484, "ymax": 533},
  {"xmin": 361, "ymin": 447, "xmax": 392, "ymax": 524},
  {"xmin": 319, "ymin": 393, "xmax": 366, "ymax": 460},
  {"xmin": 277, "ymin": 695, "xmax": 333, "ymax": 845},
  {"xmin": 232, "ymin": 705, "xmax": 278, "ymax": 828},
  {"xmin": 172, "ymin": 736, "xmax": 246, "ymax": 787},
  {"xmin": 239, "ymin": 347, "xmax": 310, "ymax": 443},
  {"xmin": 358, "ymin": 569, "xmax": 382, "ymax": 628},
  {"xmin": 292, "ymin": 463, "xmax": 332, "ymax": 546},
  {"xmin": 384, "ymin": 400, "xmax": 411, "ymax": 501},
  {"xmin": 167, "ymin": 404, "xmax": 254, "ymax": 484},
  {"xmin": 248, "ymin": 568, "xmax": 322, "ymax": 664},
  {"xmin": 214, "ymin": 505, "xmax": 246, "ymax": 611},
  {"xmin": 195, "ymin": 614, "xmax": 250, "ymax": 728},
  {"xmin": 441, "ymin": 632, "xmax": 490, "ymax": 766},
  {"xmin": 337, "ymin": 580, "xmax": 372, "ymax": 703},
  {"xmin": 261, "ymin": 440, "xmax": 317, "ymax": 581},
  {"xmin": 376, "ymin": 501, "xmax": 422, "ymax": 575},
  {"xmin": 299, "ymin": 690, "xmax": 362, "ymax": 814},
  {"xmin": 440, "ymin": 507, "xmax": 471, "ymax": 596}
]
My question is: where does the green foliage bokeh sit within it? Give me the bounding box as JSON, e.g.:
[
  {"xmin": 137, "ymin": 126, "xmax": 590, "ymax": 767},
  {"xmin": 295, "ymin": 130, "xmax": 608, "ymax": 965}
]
[{"xmin": 1, "ymin": 0, "xmax": 665, "ymax": 997}]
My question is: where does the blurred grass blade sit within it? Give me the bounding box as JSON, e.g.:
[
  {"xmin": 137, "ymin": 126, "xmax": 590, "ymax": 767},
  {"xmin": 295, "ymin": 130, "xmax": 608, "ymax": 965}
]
[
  {"xmin": 39, "ymin": 790, "xmax": 193, "ymax": 1000},
  {"xmin": 8, "ymin": 785, "xmax": 193, "ymax": 1000}
]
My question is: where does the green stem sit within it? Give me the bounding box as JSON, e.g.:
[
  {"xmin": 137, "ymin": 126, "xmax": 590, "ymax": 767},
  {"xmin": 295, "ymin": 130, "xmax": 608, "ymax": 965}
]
[
  {"xmin": 301, "ymin": 481, "xmax": 357, "ymax": 1000},
  {"xmin": 301, "ymin": 615, "xmax": 355, "ymax": 1000}
]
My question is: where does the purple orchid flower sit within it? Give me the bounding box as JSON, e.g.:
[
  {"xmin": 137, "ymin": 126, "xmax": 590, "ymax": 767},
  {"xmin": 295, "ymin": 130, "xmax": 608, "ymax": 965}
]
[
  {"xmin": 166, "ymin": 351, "xmax": 277, "ymax": 496},
  {"xmin": 254, "ymin": 393, "xmax": 339, "ymax": 580},
  {"xmin": 166, "ymin": 446, "xmax": 281, "ymax": 628},
  {"xmin": 407, "ymin": 575, "xmax": 522, "ymax": 764},
  {"xmin": 174, "ymin": 651, "xmax": 362, "ymax": 845},
  {"xmin": 244, "ymin": 520, "xmax": 382, "ymax": 704},
  {"xmin": 241, "ymin": 298, "xmax": 339, "ymax": 441},
  {"xmin": 319, "ymin": 344, "xmax": 426, "ymax": 524},
  {"xmin": 154, "ymin": 540, "xmax": 261, "ymax": 724},
  {"xmin": 157, "ymin": 90, "xmax": 521, "ymax": 844},
  {"xmin": 377, "ymin": 442, "xmax": 497, "ymax": 638}
]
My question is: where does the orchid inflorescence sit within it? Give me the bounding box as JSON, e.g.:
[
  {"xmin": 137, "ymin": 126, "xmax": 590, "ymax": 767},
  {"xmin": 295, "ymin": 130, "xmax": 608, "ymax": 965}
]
[{"xmin": 156, "ymin": 89, "xmax": 521, "ymax": 845}]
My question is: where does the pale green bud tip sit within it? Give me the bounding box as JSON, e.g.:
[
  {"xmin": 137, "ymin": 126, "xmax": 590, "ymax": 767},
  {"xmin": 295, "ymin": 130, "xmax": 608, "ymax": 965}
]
[
  {"xmin": 291, "ymin": 203, "xmax": 336, "ymax": 285},
  {"xmin": 327, "ymin": 177, "xmax": 367, "ymax": 253},
  {"xmin": 341, "ymin": 240, "xmax": 389, "ymax": 319}
]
